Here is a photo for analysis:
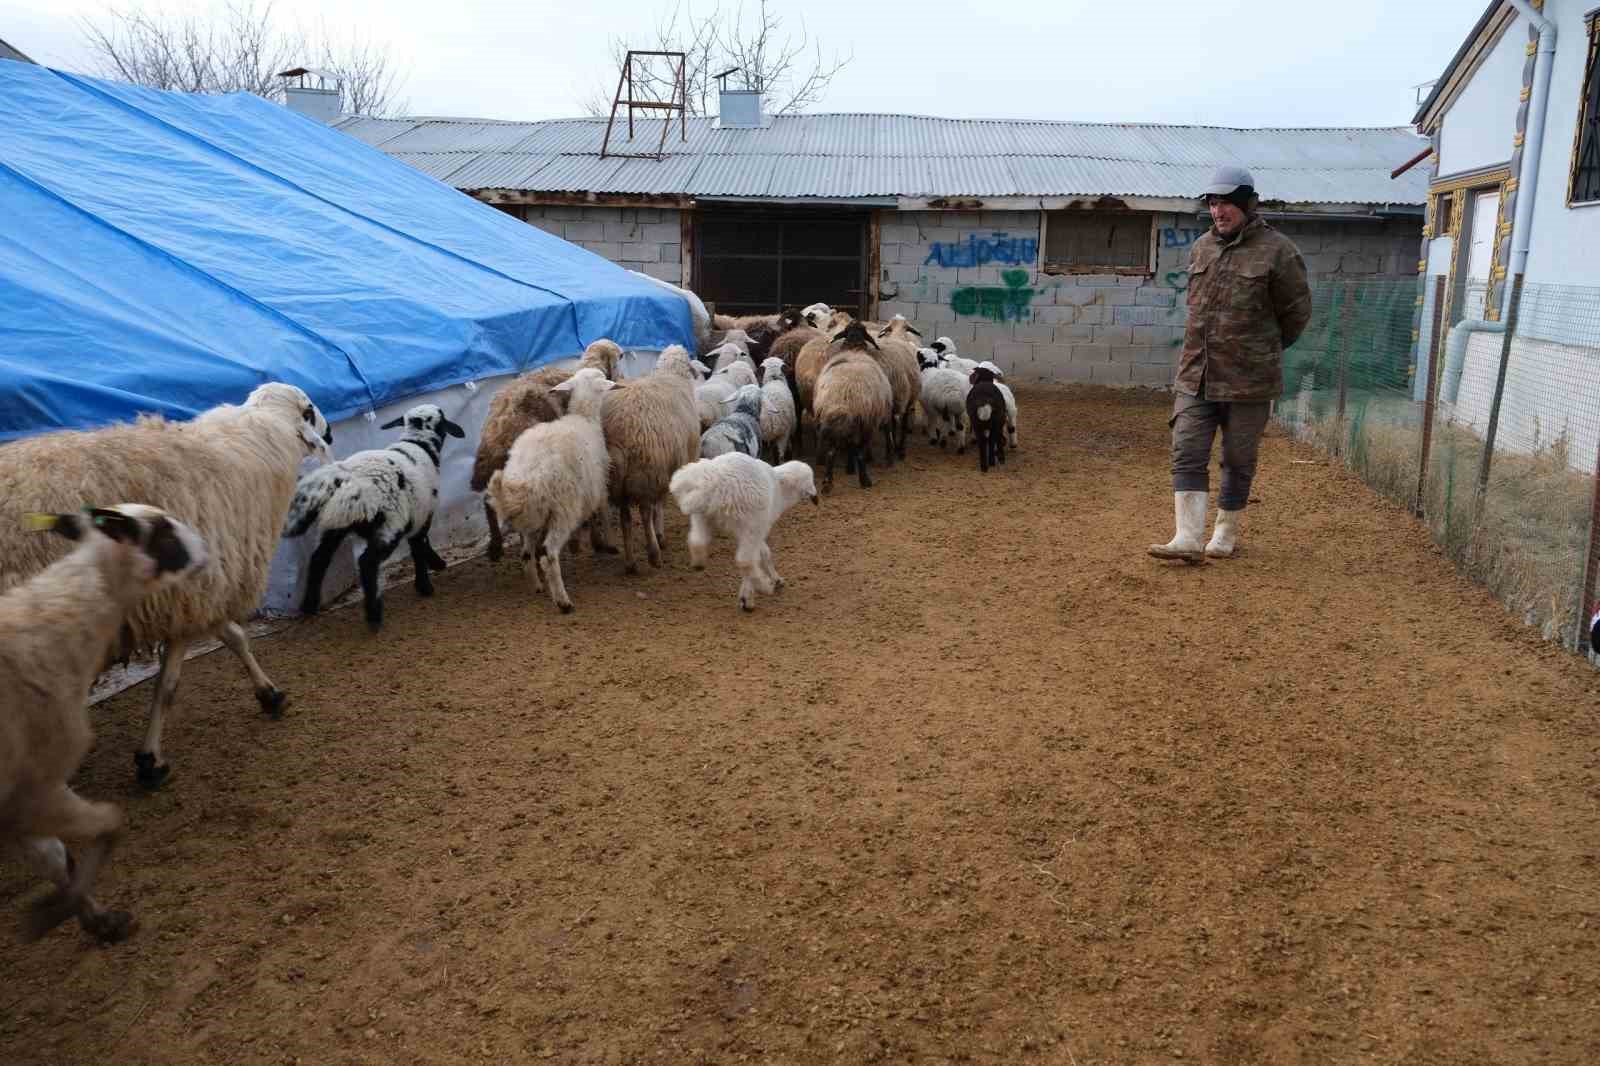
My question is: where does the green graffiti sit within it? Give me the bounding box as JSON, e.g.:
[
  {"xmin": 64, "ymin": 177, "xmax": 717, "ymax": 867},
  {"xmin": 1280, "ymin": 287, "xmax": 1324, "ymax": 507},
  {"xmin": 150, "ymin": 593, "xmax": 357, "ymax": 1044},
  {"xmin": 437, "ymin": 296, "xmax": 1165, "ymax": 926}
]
[{"xmin": 951, "ymin": 269, "xmax": 1035, "ymax": 323}]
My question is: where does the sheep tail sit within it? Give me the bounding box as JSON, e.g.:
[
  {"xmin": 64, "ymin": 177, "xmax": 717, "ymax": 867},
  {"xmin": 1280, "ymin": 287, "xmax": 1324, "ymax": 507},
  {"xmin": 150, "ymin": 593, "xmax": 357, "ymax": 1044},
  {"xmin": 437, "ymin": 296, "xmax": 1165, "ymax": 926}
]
[
  {"xmin": 485, "ymin": 469, "xmax": 525, "ymax": 524},
  {"xmin": 667, "ymin": 463, "xmax": 709, "ymax": 515}
]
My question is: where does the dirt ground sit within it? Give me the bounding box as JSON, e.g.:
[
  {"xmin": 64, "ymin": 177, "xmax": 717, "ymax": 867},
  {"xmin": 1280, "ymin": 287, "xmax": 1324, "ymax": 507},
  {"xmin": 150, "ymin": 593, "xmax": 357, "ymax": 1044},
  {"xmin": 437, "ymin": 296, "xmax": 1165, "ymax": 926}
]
[{"xmin": 4, "ymin": 385, "xmax": 1600, "ymax": 1066}]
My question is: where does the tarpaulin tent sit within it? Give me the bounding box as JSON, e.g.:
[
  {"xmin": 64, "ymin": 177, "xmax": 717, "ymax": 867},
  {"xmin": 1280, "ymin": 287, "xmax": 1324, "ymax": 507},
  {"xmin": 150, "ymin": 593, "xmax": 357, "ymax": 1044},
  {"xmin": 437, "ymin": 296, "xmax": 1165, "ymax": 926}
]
[{"xmin": 0, "ymin": 61, "xmax": 694, "ymax": 442}]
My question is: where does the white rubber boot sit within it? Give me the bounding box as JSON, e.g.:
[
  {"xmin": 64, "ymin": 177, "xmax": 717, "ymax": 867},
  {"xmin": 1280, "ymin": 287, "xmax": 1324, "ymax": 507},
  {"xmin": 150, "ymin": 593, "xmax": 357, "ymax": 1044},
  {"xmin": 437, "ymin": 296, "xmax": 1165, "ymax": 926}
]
[
  {"xmin": 1206, "ymin": 508, "xmax": 1243, "ymax": 558},
  {"xmin": 1148, "ymin": 491, "xmax": 1208, "ymax": 561}
]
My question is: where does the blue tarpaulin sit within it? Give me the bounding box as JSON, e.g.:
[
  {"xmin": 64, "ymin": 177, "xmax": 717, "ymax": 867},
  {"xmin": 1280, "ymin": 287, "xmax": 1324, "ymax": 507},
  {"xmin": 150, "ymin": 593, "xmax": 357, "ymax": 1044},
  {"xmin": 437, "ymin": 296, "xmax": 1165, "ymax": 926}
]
[{"xmin": 0, "ymin": 63, "xmax": 694, "ymax": 442}]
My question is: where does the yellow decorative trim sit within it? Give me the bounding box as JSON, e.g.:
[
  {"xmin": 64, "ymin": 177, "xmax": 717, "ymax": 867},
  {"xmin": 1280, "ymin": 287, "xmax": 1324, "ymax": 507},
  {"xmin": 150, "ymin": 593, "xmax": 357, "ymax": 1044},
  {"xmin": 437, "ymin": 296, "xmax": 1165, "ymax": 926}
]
[
  {"xmin": 1415, "ymin": 297, "xmax": 1425, "ymax": 307},
  {"xmin": 1527, "ymin": 41, "xmax": 1538, "ymax": 57},
  {"xmin": 1520, "ymin": 86, "xmax": 1532, "ymax": 102},
  {"xmin": 1417, "ymin": 260, "xmax": 1428, "ymax": 273},
  {"xmin": 1506, "ymin": 178, "xmax": 1519, "ymax": 192},
  {"xmin": 1513, "ymin": 132, "xmax": 1526, "ymax": 147},
  {"xmin": 1411, "ymin": 330, "xmax": 1421, "ymax": 342}
]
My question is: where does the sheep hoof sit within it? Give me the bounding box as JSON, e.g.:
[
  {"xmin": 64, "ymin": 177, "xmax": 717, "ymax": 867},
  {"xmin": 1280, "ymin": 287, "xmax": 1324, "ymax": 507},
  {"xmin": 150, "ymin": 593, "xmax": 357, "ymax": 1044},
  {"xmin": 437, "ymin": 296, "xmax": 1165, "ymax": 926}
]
[
  {"xmin": 486, "ymin": 541, "xmax": 504, "ymax": 562},
  {"xmin": 20, "ymin": 890, "xmax": 77, "ymax": 943},
  {"xmin": 299, "ymin": 599, "xmax": 321, "ymax": 617},
  {"xmin": 81, "ymin": 908, "xmax": 137, "ymax": 944},
  {"xmin": 558, "ymin": 603, "xmax": 574, "ymax": 615},
  {"xmin": 256, "ymin": 686, "xmax": 288, "ymax": 719},
  {"xmin": 739, "ymin": 598, "xmax": 753, "ymax": 612},
  {"xmin": 624, "ymin": 563, "xmax": 639, "ymax": 576},
  {"xmin": 416, "ymin": 581, "xmax": 435, "ymax": 598},
  {"xmin": 134, "ymin": 752, "xmax": 170, "ymax": 790}
]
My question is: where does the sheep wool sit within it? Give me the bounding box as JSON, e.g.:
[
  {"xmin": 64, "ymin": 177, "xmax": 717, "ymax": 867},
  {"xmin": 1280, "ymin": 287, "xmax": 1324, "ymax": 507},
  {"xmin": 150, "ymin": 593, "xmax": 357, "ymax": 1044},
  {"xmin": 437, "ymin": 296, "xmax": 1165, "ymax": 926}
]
[
  {"xmin": 813, "ymin": 324, "xmax": 894, "ymax": 493},
  {"xmin": 0, "ymin": 381, "xmax": 332, "ymax": 788},
  {"xmin": 700, "ymin": 383, "xmax": 764, "ymax": 460},
  {"xmin": 1, "ymin": 504, "xmax": 209, "ymax": 942},
  {"xmin": 600, "ymin": 345, "xmax": 701, "ymax": 575},
  {"xmin": 486, "ymin": 368, "xmax": 617, "ymax": 614},
  {"xmin": 284, "ymin": 403, "xmax": 465, "ymax": 632},
  {"xmin": 669, "ymin": 453, "xmax": 818, "ymax": 612},
  {"xmin": 757, "ymin": 356, "xmax": 797, "ymax": 462}
]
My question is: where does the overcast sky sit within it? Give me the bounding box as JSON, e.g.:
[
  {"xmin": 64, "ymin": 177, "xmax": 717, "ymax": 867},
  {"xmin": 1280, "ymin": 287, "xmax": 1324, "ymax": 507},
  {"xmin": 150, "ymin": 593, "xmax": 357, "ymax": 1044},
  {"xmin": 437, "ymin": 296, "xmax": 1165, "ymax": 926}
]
[{"xmin": 3, "ymin": 0, "xmax": 1479, "ymax": 127}]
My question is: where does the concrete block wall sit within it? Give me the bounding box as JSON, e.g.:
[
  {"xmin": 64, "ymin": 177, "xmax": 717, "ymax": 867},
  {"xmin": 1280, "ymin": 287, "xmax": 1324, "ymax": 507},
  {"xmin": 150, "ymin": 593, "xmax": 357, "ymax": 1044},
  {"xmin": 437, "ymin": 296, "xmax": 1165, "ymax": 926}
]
[
  {"xmin": 878, "ymin": 210, "xmax": 1423, "ymax": 386},
  {"xmin": 502, "ymin": 205, "xmax": 684, "ymax": 284}
]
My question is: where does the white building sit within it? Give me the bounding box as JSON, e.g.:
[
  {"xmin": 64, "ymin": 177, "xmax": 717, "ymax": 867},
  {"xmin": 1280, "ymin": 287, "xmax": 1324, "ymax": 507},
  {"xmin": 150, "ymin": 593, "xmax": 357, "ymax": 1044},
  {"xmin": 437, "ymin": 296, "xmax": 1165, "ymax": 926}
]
[{"xmin": 1413, "ymin": 0, "xmax": 1600, "ymax": 469}]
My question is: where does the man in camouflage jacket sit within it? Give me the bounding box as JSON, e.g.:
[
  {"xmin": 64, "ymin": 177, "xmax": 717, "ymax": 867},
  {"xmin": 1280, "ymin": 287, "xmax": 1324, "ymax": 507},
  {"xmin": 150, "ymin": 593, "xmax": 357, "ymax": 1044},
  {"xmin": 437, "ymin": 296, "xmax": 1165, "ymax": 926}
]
[{"xmin": 1150, "ymin": 165, "xmax": 1312, "ymax": 562}]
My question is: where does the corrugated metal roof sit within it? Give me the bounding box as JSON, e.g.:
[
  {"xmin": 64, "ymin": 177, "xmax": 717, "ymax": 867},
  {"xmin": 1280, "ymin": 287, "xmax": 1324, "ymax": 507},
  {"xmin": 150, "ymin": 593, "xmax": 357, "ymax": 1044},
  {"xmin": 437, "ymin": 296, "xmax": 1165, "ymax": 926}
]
[{"xmin": 333, "ymin": 112, "xmax": 1430, "ymax": 206}]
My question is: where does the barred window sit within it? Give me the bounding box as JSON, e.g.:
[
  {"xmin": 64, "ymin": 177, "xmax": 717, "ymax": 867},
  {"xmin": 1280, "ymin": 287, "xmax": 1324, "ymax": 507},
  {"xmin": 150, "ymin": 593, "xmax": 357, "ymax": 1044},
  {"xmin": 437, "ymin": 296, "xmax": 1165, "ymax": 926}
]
[
  {"xmin": 1571, "ymin": 14, "xmax": 1600, "ymax": 204},
  {"xmin": 1042, "ymin": 213, "xmax": 1154, "ymax": 275}
]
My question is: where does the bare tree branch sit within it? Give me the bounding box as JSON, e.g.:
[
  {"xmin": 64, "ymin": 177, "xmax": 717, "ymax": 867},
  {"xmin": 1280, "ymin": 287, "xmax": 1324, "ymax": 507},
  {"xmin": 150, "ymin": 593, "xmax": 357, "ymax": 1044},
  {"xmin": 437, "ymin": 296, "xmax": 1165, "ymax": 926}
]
[
  {"xmin": 582, "ymin": 0, "xmax": 850, "ymax": 119},
  {"xmin": 77, "ymin": 0, "xmax": 408, "ymax": 117}
]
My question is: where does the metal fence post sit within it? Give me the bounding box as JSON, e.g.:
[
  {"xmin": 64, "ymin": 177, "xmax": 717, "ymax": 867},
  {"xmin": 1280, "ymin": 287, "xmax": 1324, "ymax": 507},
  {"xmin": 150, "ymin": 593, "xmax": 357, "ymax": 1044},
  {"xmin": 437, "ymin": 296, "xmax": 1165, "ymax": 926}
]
[
  {"xmin": 1334, "ymin": 280, "xmax": 1355, "ymax": 456},
  {"xmin": 1477, "ymin": 274, "xmax": 1526, "ymax": 500},
  {"xmin": 1417, "ymin": 275, "xmax": 1448, "ymax": 518},
  {"xmin": 1580, "ymin": 441, "xmax": 1600, "ymax": 655}
]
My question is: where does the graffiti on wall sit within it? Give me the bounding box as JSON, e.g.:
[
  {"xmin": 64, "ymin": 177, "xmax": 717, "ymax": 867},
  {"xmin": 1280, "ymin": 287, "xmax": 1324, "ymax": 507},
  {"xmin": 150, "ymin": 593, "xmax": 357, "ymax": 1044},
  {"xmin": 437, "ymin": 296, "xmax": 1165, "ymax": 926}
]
[
  {"xmin": 951, "ymin": 269, "xmax": 1035, "ymax": 322},
  {"xmin": 1160, "ymin": 227, "xmax": 1204, "ymax": 249},
  {"xmin": 924, "ymin": 232, "xmax": 1039, "ymax": 269},
  {"xmin": 1163, "ymin": 271, "xmax": 1190, "ymax": 292}
]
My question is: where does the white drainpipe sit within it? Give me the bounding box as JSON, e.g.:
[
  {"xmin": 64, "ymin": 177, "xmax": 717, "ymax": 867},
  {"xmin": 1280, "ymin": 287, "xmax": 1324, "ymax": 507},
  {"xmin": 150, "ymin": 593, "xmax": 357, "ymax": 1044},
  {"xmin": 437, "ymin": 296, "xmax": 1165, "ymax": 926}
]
[{"xmin": 1441, "ymin": 0, "xmax": 1557, "ymax": 404}]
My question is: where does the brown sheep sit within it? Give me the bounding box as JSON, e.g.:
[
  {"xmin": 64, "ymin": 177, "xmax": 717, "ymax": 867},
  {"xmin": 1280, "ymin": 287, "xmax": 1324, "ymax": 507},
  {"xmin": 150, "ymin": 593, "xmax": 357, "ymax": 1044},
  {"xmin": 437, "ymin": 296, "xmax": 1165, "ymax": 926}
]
[
  {"xmin": 599, "ymin": 346, "xmax": 701, "ymax": 574},
  {"xmin": 812, "ymin": 323, "xmax": 894, "ymax": 493},
  {"xmin": 873, "ymin": 316, "xmax": 927, "ymax": 463},
  {"xmin": 470, "ymin": 339, "xmax": 622, "ymax": 562}
]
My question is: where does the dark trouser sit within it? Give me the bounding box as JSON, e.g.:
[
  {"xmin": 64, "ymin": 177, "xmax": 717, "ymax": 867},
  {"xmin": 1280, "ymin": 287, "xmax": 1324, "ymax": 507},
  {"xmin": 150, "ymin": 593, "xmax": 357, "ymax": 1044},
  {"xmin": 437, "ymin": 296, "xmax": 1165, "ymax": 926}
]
[{"xmin": 1169, "ymin": 392, "xmax": 1271, "ymax": 511}]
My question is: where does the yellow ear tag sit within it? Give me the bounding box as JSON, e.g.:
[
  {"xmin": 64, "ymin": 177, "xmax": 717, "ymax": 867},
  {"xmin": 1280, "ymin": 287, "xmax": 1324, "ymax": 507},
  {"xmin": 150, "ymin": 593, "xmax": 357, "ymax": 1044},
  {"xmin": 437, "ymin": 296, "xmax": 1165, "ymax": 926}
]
[{"xmin": 20, "ymin": 513, "xmax": 60, "ymax": 532}]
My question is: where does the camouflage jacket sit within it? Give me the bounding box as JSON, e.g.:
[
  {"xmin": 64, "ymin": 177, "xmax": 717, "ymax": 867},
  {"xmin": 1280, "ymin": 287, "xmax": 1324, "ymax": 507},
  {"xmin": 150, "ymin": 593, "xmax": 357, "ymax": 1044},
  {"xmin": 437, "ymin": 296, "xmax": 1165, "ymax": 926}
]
[{"xmin": 1176, "ymin": 218, "xmax": 1312, "ymax": 402}]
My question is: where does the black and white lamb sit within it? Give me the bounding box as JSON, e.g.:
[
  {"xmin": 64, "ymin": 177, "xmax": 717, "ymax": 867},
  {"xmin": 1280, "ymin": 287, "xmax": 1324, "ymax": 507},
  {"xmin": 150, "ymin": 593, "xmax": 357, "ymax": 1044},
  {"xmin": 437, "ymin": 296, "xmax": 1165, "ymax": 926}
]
[
  {"xmin": 284, "ymin": 403, "xmax": 465, "ymax": 631},
  {"xmin": 699, "ymin": 383, "xmax": 764, "ymax": 459},
  {"xmin": 965, "ymin": 365, "xmax": 1009, "ymax": 473}
]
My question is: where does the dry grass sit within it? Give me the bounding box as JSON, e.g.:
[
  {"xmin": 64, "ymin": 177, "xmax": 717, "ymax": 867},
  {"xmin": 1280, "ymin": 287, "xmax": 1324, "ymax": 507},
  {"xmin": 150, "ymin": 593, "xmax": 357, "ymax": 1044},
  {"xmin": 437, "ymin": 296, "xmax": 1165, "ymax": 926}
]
[{"xmin": 1283, "ymin": 391, "xmax": 1595, "ymax": 650}]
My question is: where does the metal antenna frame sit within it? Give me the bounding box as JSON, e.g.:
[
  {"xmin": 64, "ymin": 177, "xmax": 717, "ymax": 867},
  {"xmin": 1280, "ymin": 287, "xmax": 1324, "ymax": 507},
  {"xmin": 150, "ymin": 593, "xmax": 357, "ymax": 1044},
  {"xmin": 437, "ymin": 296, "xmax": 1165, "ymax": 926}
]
[{"xmin": 601, "ymin": 50, "xmax": 688, "ymax": 161}]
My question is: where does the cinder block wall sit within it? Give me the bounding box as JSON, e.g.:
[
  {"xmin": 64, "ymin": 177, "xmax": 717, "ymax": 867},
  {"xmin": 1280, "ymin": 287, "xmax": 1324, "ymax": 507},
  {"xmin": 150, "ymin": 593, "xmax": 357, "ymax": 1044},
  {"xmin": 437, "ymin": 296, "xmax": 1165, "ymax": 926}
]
[
  {"xmin": 501, "ymin": 205, "xmax": 684, "ymax": 283},
  {"xmin": 878, "ymin": 210, "xmax": 1422, "ymax": 386}
]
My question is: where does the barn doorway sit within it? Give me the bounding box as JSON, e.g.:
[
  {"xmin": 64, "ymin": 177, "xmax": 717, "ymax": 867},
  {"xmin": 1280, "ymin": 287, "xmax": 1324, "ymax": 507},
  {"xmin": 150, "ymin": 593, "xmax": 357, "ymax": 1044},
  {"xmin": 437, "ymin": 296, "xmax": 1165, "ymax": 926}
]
[{"xmin": 693, "ymin": 209, "xmax": 869, "ymax": 319}]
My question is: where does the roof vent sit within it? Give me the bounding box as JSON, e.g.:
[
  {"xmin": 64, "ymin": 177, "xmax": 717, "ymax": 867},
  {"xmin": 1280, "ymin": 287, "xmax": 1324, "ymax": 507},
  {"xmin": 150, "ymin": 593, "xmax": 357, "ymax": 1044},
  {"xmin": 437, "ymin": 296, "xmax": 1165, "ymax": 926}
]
[
  {"xmin": 277, "ymin": 67, "xmax": 342, "ymax": 124},
  {"xmin": 713, "ymin": 67, "xmax": 766, "ymax": 129}
]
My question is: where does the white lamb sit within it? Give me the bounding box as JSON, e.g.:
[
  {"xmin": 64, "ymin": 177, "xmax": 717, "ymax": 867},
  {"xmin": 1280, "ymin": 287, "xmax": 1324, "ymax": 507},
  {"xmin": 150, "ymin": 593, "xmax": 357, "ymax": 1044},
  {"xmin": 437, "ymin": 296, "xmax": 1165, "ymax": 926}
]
[
  {"xmin": 486, "ymin": 368, "xmax": 619, "ymax": 614},
  {"xmin": 757, "ymin": 356, "xmax": 797, "ymax": 462},
  {"xmin": 707, "ymin": 341, "xmax": 755, "ymax": 373},
  {"xmin": 918, "ymin": 358, "xmax": 971, "ymax": 452},
  {"xmin": 2, "ymin": 504, "xmax": 208, "ymax": 942},
  {"xmin": 669, "ymin": 453, "xmax": 818, "ymax": 612},
  {"xmin": 283, "ymin": 404, "xmax": 465, "ymax": 632}
]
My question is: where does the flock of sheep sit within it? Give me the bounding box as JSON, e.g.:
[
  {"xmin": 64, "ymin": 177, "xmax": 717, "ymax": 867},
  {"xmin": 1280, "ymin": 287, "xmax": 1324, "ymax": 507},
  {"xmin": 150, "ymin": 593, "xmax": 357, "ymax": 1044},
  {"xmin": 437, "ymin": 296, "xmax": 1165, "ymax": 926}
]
[{"xmin": 0, "ymin": 290, "xmax": 1021, "ymax": 946}]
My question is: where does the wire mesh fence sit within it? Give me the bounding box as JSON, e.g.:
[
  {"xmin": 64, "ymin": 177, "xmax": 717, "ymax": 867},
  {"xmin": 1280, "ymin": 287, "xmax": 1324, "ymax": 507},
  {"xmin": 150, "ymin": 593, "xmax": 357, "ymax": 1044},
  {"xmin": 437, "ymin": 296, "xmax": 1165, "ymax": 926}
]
[{"xmin": 1275, "ymin": 276, "xmax": 1600, "ymax": 664}]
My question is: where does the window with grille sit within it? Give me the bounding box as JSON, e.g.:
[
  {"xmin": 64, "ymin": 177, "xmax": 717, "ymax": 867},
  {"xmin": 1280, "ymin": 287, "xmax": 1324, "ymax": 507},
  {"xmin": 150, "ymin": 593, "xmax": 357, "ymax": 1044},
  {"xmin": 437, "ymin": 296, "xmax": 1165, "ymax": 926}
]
[
  {"xmin": 1042, "ymin": 213, "xmax": 1154, "ymax": 275},
  {"xmin": 1571, "ymin": 13, "xmax": 1600, "ymax": 205}
]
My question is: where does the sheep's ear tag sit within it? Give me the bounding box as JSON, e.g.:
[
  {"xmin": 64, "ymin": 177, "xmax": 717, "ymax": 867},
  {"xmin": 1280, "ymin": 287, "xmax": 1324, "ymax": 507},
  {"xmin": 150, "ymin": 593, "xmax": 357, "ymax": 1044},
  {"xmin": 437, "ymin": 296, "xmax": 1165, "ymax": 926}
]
[{"xmin": 20, "ymin": 512, "xmax": 61, "ymax": 533}]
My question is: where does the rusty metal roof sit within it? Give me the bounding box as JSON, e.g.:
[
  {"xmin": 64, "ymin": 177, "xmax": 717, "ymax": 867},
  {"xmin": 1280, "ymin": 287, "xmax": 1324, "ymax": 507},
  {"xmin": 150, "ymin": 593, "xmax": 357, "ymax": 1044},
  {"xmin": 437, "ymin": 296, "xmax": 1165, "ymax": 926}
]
[{"xmin": 332, "ymin": 112, "xmax": 1429, "ymax": 207}]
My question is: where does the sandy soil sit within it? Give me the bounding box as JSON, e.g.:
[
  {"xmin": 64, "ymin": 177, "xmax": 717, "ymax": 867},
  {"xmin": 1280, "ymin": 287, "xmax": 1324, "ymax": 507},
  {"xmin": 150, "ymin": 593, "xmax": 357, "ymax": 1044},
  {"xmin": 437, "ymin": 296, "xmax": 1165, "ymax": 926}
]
[{"xmin": 4, "ymin": 385, "xmax": 1599, "ymax": 1066}]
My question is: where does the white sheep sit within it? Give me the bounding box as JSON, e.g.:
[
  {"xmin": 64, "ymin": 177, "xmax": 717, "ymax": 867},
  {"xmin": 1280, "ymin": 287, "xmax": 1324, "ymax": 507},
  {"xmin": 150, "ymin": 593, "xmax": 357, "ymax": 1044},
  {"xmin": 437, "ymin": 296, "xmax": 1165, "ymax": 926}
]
[
  {"xmin": 2, "ymin": 504, "xmax": 208, "ymax": 942},
  {"xmin": 694, "ymin": 361, "xmax": 760, "ymax": 430},
  {"xmin": 485, "ymin": 368, "xmax": 618, "ymax": 614},
  {"xmin": 700, "ymin": 383, "xmax": 764, "ymax": 459},
  {"xmin": 918, "ymin": 351, "xmax": 971, "ymax": 452},
  {"xmin": 758, "ymin": 356, "xmax": 797, "ymax": 462},
  {"xmin": 283, "ymin": 404, "xmax": 465, "ymax": 633},
  {"xmin": 801, "ymin": 302, "xmax": 833, "ymax": 329},
  {"xmin": 669, "ymin": 453, "xmax": 818, "ymax": 612},
  {"xmin": 0, "ymin": 382, "xmax": 332, "ymax": 789},
  {"xmin": 709, "ymin": 342, "xmax": 756, "ymax": 373}
]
